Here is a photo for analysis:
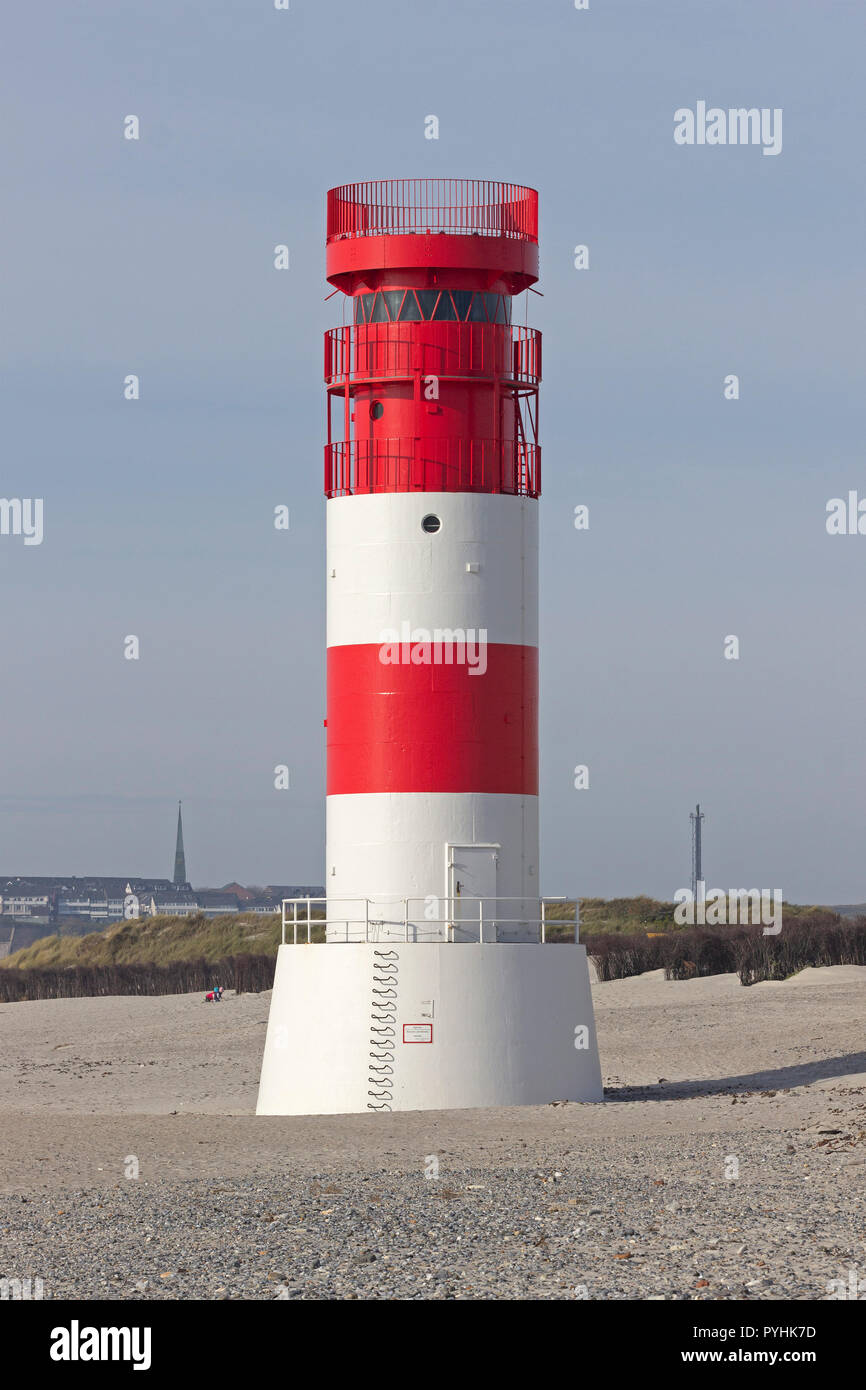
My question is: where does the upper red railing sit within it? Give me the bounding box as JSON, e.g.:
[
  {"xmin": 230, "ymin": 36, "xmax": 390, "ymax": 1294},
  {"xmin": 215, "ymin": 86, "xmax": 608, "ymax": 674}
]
[{"xmin": 327, "ymin": 181, "xmax": 538, "ymax": 244}]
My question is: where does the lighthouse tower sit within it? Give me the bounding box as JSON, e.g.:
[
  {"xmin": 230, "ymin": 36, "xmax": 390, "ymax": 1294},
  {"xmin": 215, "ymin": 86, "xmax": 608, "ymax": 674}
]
[{"xmin": 257, "ymin": 180, "xmax": 601, "ymax": 1115}]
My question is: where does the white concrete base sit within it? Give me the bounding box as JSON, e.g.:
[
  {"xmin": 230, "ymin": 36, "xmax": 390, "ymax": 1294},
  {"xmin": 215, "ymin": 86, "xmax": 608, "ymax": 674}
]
[{"xmin": 256, "ymin": 943, "xmax": 603, "ymax": 1115}]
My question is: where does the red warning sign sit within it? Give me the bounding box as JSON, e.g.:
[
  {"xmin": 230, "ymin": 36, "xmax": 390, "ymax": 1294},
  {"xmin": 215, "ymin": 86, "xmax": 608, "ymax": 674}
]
[{"xmin": 403, "ymin": 1023, "xmax": 433, "ymax": 1044}]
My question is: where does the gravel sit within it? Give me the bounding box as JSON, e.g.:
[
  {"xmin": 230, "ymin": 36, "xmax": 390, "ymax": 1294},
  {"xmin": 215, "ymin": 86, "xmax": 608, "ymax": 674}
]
[
  {"xmin": 2, "ymin": 1126, "xmax": 863, "ymax": 1300},
  {"xmin": 2, "ymin": 967, "xmax": 863, "ymax": 1300}
]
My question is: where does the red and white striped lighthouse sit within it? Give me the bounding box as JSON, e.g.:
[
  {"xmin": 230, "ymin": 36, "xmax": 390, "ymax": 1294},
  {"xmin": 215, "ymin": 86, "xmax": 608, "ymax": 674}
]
[
  {"xmin": 325, "ymin": 179, "xmax": 540, "ymax": 939},
  {"xmin": 257, "ymin": 180, "xmax": 601, "ymax": 1115}
]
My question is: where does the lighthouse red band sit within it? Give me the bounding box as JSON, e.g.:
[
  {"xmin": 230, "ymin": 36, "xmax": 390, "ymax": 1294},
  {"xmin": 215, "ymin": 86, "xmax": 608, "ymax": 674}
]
[
  {"xmin": 327, "ymin": 643, "xmax": 538, "ymax": 795},
  {"xmin": 324, "ymin": 180, "xmax": 541, "ymax": 936}
]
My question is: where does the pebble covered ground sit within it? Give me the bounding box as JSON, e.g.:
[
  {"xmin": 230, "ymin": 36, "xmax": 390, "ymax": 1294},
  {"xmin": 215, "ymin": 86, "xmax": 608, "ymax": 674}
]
[
  {"xmin": 1, "ymin": 1110, "xmax": 864, "ymax": 1300},
  {"xmin": 1, "ymin": 968, "xmax": 864, "ymax": 1299}
]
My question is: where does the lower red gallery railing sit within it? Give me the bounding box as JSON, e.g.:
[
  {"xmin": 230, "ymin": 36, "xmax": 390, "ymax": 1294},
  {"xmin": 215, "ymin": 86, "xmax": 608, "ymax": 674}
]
[
  {"xmin": 325, "ymin": 437, "xmax": 540, "ymax": 499},
  {"xmin": 324, "ymin": 323, "xmax": 541, "ymax": 387}
]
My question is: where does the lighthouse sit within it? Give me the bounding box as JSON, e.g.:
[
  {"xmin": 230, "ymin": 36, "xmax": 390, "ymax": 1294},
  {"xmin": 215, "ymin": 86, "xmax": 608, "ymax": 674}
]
[{"xmin": 257, "ymin": 180, "xmax": 601, "ymax": 1115}]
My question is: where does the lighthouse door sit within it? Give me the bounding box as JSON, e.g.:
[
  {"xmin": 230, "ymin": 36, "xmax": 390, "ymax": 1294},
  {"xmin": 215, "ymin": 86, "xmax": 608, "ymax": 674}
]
[{"xmin": 447, "ymin": 844, "xmax": 499, "ymax": 942}]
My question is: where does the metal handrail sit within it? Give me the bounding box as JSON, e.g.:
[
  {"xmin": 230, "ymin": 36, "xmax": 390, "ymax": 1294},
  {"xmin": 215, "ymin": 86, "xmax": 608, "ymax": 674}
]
[
  {"xmin": 327, "ymin": 180, "xmax": 538, "ymax": 244},
  {"xmin": 324, "ymin": 323, "xmax": 541, "ymax": 388},
  {"xmin": 325, "ymin": 436, "xmax": 540, "ymax": 500},
  {"xmin": 280, "ymin": 896, "xmax": 579, "ymax": 945}
]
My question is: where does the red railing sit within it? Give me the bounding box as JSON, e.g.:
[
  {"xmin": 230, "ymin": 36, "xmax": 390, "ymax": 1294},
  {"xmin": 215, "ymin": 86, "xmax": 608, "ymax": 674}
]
[
  {"xmin": 325, "ymin": 437, "xmax": 540, "ymax": 499},
  {"xmin": 324, "ymin": 323, "xmax": 540, "ymax": 387},
  {"xmin": 327, "ymin": 180, "xmax": 538, "ymax": 243}
]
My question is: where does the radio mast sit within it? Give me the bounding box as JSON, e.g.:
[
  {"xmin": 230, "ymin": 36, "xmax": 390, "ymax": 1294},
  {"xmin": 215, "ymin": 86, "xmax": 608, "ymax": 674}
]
[{"xmin": 690, "ymin": 803, "xmax": 705, "ymax": 900}]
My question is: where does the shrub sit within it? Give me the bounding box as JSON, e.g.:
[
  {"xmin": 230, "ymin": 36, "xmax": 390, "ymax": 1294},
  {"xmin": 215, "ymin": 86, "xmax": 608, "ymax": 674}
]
[
  {"xmin": 0, "ymin": 952, "xmax": 276, "ymax": 1003},
  {"xmin": 585, "ymin": 913, "xmax": 866, "ymax": 985}
]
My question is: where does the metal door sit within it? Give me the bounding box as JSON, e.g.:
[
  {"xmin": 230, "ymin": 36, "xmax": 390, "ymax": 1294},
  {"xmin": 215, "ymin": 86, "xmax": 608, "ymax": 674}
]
[{"xmin": 447, "ymin": 844, "xmax": 499, "ymax": 941}]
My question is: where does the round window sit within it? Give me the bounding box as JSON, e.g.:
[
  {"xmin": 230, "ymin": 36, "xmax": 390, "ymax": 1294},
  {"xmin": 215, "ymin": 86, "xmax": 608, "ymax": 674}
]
[
  {"xmin": 421, "ymin": 514, "xmax": 441, "ymax": 534},
  {"xmin": 369, "ymin": 401, "xmax": 384, "ymax": 420}
]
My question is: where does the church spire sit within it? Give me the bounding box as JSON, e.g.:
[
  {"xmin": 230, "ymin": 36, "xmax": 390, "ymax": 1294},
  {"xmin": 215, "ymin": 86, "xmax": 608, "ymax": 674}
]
[{"xmin": 173, "ymin": 801, "xmax": 187, "ymax": 885}]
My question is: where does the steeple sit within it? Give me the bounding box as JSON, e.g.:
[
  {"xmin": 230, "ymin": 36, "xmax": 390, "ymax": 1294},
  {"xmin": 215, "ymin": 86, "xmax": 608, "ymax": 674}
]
[{"xmin": 173, "ymin": 801, "xmax": 186, "ymax": 885}]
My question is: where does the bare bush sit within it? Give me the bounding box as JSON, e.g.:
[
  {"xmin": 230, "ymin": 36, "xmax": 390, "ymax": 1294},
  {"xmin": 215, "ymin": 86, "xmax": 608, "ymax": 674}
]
[
  {"xmin": 585, "ymin": 914, "xmax": 866, "ymax": 986},
  {"xmin": 0, "ymin": 953, "xmax": 276, "ymax": 1003}
]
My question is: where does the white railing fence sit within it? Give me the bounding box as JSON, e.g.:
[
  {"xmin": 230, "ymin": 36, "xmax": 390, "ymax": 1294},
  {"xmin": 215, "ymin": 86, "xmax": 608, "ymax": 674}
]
[{"xmin": 280, "ymin": 896, "xmax": 580, "ymax": 945}]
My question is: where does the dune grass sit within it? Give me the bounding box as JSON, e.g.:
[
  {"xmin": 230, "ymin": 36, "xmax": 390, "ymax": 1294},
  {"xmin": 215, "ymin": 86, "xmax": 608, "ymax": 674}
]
[
  {"xmin": 0, "ymin": 911, "xmax": 284, "ymax": 970},
  {"xmin": 1, "ymin": 898, "xmax": 837, "ymax": 964}
]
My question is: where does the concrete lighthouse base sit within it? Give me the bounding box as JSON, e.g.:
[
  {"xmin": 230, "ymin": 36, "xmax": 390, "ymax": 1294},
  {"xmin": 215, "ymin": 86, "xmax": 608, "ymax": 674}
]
[{"xmin": 256, "ymin": 943, "xmax": 603, "ymax": 1116}]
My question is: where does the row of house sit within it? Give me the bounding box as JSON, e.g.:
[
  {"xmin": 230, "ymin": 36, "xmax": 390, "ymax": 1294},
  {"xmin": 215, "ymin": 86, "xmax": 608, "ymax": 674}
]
[{"xmin": 0, "ymin": 878, "xmax": 324, "ymax": 926}]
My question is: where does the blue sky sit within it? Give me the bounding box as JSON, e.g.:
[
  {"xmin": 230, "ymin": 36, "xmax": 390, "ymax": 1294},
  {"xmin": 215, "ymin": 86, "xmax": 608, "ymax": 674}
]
[{"xmin": 2, "ymin": 0, "xmax": 865, "ymax": 900}]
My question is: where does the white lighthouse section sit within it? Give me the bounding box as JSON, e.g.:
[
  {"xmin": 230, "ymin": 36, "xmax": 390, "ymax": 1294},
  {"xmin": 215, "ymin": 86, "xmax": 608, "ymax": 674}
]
[
  {"xmin": 326, "ymin": 491, "xmax": 538, "ymax": 648},
  {"xmin": 326, "ymin": 490, "xmax": 538, "ymax": 941},
  {"xmin": 325, "ymin": 794, "xmax": 537, "ymax": 941}
]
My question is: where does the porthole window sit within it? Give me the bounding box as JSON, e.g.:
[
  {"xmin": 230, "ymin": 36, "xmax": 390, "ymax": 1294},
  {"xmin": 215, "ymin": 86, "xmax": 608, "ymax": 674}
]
[
  {"xmin": 370, "ymin": 401, "xmax": 384, "ymax": 420},
  {"xmin": 421, "ymin": 514, "xmax": 441, "ymax": 534}
]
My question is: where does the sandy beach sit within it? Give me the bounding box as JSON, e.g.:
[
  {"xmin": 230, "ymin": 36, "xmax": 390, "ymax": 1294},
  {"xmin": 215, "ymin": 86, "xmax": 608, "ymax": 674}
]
[{"xmin": 1, "ymin": 966, "xmax": 864, "ymax": 1299}]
